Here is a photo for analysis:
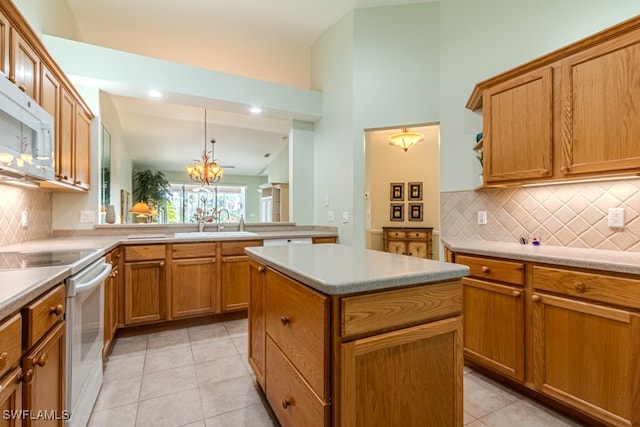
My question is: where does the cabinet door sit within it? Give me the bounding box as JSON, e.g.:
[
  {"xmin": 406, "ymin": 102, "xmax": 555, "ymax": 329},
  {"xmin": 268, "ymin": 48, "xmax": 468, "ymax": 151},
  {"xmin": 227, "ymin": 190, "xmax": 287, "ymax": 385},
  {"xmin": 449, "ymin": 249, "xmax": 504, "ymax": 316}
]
[
  {"xmin": 560, "ymin": 36, "xmax": 640, "ymax": 177},
  {"xmin": 21, "ymin": 321, "xmax": 65, "ymax": 427},
  {"xmin": 386, "ymin": 240, "xmax": 406, "ymax": 255},
  {"xmin": 532, "ymin": 292, "xmax": 640, "ymax": 427},
  {"xmin": 483, "ymin": 67, "xmax": 553, "ymax": 183},
  {"xmin": 170, "ymin": 257, "xmax": 216, "ymax": 319},
  {"xmin": 0, "ymin": 11, "xmax": 10, "ymax": 77},
  {"xmin": 0, "ymin": 367, "xmax": 22, "ymax": 427},
  {"xmin": 103, "ymin": 257, "xmax": 119, "ymax": 360},
  {"xmin": 463, "ymin": 278, "xmax": 524, "ymax": 382},
  {"xmin": 407, "ymin": 241, "xmax": 429, "ymax": 258},
  {"xmin": 124, "ymin": 260, "xmax": 166, "ymax": 325},
  {"xmin": 340, "ymin": 317, "xmax": 463, "ymax": 427},
  {"xmin": 10, "ymin": 29, "xmax": 39, "ymax": 100},
  {"xmin": 73, "ymin": 106, "xmax": 91, "ymax": 189},
  {"xmin": 221, "ymin": 255, "xmax": 250, "ymax": 312},
  {"xmin": 39, "ymin": 64, "xmax": 60, "ymax": 123},
  {"xmin": 56, "ymin": 87, "xmax": 74, "ymax": 185},
  {"xmin": 248, "ymin": 260, "xmax": 266, "ymax": 389}
]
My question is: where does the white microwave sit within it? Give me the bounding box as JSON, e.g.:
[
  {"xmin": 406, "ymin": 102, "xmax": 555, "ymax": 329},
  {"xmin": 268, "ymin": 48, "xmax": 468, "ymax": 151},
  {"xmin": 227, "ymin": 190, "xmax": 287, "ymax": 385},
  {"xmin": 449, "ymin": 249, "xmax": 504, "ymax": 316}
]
[{"xmin": 0, "ymin": 74, "xmax": 55, "ymax": 181}]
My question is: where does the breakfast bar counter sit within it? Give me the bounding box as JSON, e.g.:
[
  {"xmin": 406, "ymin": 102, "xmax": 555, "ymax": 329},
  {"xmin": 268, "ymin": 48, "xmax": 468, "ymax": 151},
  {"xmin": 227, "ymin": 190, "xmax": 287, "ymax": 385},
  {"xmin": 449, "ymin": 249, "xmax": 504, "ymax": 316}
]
[{"xmin": 245, "ymin": 244, "xmax": 469, "ymax": 427}]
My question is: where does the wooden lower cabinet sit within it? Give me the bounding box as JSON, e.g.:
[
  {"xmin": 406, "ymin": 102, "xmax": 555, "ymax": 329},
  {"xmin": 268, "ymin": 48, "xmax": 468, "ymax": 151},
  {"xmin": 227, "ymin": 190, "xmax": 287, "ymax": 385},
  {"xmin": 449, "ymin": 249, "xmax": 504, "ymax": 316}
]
[
  {"xmin": 0, "ymin": 367, "xmax": 22, "ymax": 427},
  {"xmin": 124, "ymin": 260, "xmax": 166, "ymax": 325},
  {"xmin": 21, "ymin": 321, "xmax": 65, "ymax": 427},
  {"xmin": 220, "ymin": 240, "xmax": 262, "ymax": 313},
  {"xmin": 340, "ymin": 317, "xmax": 463, "ymax": 427},
  {"xmin": 463, "ymin": 278, "xmax": 524, "ymax": 382},
  {"xmin": 532, "ymin": 292, "xmax": 640, "ymax": 427},
  {"xmin": 103, "ymin": 248, "xmax": 119, "ymax": 359},
  {"xmin": 249, "ymin": 261, "xmax": 463, "ymax": 426},
  {"xmin": 170, "ymin": 257, "xmax": 216, "ymax": 318}
]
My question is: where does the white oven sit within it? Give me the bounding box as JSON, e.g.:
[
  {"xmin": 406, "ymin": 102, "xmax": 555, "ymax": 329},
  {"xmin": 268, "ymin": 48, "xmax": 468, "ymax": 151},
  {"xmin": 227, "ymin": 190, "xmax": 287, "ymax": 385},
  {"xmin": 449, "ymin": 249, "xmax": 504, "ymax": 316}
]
[{"xmin": 65, "ymin": 258, "xmax": 112, "ymax": 427}]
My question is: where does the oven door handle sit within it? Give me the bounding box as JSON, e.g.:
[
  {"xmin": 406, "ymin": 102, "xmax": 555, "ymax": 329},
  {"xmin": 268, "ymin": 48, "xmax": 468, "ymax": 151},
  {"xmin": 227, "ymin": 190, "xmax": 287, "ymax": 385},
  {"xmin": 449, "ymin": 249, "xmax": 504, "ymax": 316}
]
[{"xmin": 73, "ymin": 263, "xmax": 112, "ymax": 295}]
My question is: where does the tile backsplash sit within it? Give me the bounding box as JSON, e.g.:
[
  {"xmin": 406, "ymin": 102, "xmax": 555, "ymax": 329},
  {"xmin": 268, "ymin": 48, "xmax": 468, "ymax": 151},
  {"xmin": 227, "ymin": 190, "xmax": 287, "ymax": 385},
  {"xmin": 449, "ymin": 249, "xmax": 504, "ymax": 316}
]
[
  {"xmin": 441, "ymin": 179, "xmax": 640, "ymax": 252},
  {"xmin": 0, "ymin": 184, "xmax": 53, "ymax": 247}
]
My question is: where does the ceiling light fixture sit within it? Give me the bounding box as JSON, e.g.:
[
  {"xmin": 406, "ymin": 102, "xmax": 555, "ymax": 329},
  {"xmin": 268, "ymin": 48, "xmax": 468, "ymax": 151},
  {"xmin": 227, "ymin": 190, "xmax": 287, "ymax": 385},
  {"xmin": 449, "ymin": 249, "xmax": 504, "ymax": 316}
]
[
  {"xmin": 250, "ymin": 106, "xmax": 262, "ymax": 114},
  {"xmin": 388, "ymin": 128, "xmax": 424, "ymax": 152},
  {"xmin": 147, "ymin": 89, "xmax": 164, "ymax": 98},
  {"xmin": 185, "ymin": 109, "xmax": 224, "ymax": 185}
]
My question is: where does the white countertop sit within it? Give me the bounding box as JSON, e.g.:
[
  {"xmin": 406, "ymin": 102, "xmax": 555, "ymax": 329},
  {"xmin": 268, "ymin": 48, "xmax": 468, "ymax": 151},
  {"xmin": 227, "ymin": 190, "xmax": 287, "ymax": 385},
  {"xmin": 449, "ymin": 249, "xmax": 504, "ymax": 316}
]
[
  {"xmin": 444, "ymin": 239, "xmax": 640, "ymax": 275},
  {"xmin": 245, "ymin": 243, "xmax": 470, "ymax": 295}
]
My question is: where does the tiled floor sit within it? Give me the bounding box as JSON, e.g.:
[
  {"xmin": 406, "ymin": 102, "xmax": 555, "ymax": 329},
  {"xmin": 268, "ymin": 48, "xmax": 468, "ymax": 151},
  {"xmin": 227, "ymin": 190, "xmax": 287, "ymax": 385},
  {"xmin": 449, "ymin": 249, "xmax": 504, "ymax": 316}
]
[{"xmin": 88, "ymin": 319, "xmax": 585, "ymax": 427}]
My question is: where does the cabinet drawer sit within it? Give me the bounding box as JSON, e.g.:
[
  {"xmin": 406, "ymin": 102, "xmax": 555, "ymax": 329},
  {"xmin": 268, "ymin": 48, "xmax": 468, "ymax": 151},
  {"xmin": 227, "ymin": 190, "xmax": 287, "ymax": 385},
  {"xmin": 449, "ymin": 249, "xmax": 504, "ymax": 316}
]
[
  {"xmin": 23, "ymin": 284, "xmax": 65, "ymax": 348},
  {"xmin": 266, "ymin": 336, "xmax": 328, "ymax": 427},
  {"xmin": 221, "ymin": 240, "xmax": 263, "ymax": 256},
  {"xmin": 406, "ymin": 231, "xmax": 431, "ymax": 239},
  {"xmin": 266, "ymin": 269, "xmax": 329, "ymax": 399},
  {"xmin": 125, "ymin": 245, "xmax": 166, "ymax": 261},
  {"xmin": 385, "ymin": 230, "xmax": 406, "ymax": 239},
  {"xmin": 342, "ymin": 281, "xmax": 462, "ymax": 339},
  {"xmin": 456, "ymin": 255, "xmax": 524, "ymax": 286},
  {"xmin": 0, "ymin": 314, "xmax": 22, "ymax": 379},
  {"xmin": 172, "ymin": 242, "xmax": 217, "ymax": 258},
  {"xmin": 532, "ymin": 266, "xmax": 640, "ymax": 309}
]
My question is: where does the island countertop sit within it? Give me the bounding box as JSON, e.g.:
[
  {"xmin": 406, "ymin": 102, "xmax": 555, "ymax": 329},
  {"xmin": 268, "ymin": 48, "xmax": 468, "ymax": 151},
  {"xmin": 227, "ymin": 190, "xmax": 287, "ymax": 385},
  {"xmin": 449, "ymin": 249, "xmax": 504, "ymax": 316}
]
[{"xmin": 245, "ymin": 243, "xmax": 470, "ymax": 295}]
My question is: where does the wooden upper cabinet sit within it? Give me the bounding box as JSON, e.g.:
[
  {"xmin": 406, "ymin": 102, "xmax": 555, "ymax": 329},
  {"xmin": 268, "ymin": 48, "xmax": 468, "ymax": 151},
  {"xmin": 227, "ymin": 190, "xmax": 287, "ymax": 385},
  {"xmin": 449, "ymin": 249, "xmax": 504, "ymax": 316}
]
[
  {"xmin": 0, "ymin": 10, "xmax": 9, "ymax": 75},
  {"xmin": 40, "ymin": 63, "xmax": 60, "ymax": 119},
  {"xmin": 560, "ymin": 30, "xmax": 640, "ymax": 177},
  {"xmin": 74, "ymin": 104, "xmax": 91, "ymax": 189},
  {"xmin": 9, "ymin": 28, "xmax": 39, "ymax": 100},
  {"xmin": 483, "ymin": 67, "xmax": 553, "ymax": 183},
  {"xmin": 57, "ymin": 86, "xmax": 75, "ymax": 184},
  {"xmin": 469, "ymin": 16, "xmax": 640, "ymax": 186}
]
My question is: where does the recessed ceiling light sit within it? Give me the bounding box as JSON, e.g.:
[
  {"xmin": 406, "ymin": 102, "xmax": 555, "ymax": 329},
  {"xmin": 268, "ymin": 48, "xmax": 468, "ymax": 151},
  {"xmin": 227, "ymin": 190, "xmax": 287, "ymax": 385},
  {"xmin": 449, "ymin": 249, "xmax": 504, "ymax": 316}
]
[
  {"xmin": 250, "ymin": 106, "xmax": 262, "ymax": 114},
  {"xmin": 147, "ymin": 89, "xmax": 164, "ymax": 98}
]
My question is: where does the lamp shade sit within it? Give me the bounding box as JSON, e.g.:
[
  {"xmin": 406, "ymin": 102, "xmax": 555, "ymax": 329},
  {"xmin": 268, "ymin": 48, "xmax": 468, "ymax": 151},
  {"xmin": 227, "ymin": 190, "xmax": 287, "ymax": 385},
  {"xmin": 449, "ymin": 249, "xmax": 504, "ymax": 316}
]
[
  {"xmin": 129, "ymin": 202, "xmax": 152, "ymax": 215},
  {"xmin": 388, "ymin": 128, "xmax": 424, "ymax": 152}
]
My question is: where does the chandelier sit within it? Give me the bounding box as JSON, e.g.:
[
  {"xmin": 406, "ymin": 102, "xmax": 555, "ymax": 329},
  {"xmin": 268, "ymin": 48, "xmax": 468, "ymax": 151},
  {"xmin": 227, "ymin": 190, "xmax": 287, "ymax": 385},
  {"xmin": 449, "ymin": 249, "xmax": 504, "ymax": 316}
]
[
  {"xmin": 388, "ymin": 128, "xmax": 424, "ymax": 152},
  {"xmin": 185, "ymin": 109, "xmax": 224, "ymax": 185}
]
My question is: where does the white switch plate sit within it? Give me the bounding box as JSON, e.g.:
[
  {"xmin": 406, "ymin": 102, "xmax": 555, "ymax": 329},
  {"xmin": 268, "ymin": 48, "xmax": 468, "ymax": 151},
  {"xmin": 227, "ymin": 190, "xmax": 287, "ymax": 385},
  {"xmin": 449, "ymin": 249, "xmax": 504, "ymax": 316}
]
[
  {"xmin": 477, "ymin": 210, "xmax": 487, "ymax": 225},
  {"xmin": 328, "ymin": 211, "xmax": 335, "ymax": 222},
  {"xmin": 342, "ymin": 211, "xmax": 349, "ymax": 223},
  {"xmin": 608, "ymin": 207, "xmax": 624, "ymax": 228},
  {"xmin": 20, "ymin": 211, "xmax": 28, "ymax": 227},
  {"xmin": 80, "ymin": 210, "xmax": 96, "ymax": 223}
]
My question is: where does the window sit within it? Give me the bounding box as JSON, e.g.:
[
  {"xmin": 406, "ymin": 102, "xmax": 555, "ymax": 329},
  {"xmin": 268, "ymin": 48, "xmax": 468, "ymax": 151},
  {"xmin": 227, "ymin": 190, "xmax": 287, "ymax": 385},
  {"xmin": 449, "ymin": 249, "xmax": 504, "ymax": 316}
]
[{"xmin": 166, "ymin": 184, "xmax": 245, "ymax": 223}]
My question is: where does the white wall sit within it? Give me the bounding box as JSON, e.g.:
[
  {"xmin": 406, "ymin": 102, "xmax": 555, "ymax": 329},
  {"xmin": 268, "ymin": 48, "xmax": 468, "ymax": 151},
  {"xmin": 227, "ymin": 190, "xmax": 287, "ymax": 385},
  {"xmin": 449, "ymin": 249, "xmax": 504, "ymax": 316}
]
[
  {"xmin": 311, "ymin": 3, "xmax": 441, "ymax": 246},
  {"xmin": 289, "ymin": 120, "xmax": 315, "ymax": 225},
  {"xmin": 261, "ymin": 143, "xmax": 289, "ymax": 183}
]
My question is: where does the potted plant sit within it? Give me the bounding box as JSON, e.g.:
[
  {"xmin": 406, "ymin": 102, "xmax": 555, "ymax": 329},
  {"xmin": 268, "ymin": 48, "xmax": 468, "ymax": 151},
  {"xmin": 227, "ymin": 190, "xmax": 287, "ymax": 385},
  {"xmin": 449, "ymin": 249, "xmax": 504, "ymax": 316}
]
[{"xmin": 133, "ymin": 170, "xmax": 171, "ymax": 222}]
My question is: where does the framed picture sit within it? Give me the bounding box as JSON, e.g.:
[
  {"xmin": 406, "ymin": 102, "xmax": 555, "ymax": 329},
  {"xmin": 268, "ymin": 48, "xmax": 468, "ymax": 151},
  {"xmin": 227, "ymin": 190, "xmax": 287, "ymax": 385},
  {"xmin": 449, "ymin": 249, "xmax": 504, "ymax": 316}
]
[
  {"xmin": 390, "ymin": 183, "xmax": 404, "ymax": 201},
  {"xmin": 408, "ymin": 182, "xmax": 423, "ymax": 201},
  {"xmin": 409, "ymin": 203, "xmax": 423, "ymax": 221},
  {"xmin": 390, "ymin": 203, "xmax": 404, "ymax": 221}
]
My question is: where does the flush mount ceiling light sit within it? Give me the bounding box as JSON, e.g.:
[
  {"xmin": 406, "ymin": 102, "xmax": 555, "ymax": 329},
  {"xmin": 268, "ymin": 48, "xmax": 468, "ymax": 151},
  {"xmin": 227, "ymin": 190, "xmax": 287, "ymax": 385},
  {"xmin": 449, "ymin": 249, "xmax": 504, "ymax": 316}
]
[
  {"xmin": 388, "ymin": 128, "xmax": 424, "ymax": 152},
  {"xmin": 250, "ymin": 106, "xmax": 262, "ymax": 114},
  {"xmin": 147, "ymin": 89, "xmax": 164, "ymax": 98},
  {"xmin": 185, "ymin": 109, "xmax": 224, "ymax": 185}
]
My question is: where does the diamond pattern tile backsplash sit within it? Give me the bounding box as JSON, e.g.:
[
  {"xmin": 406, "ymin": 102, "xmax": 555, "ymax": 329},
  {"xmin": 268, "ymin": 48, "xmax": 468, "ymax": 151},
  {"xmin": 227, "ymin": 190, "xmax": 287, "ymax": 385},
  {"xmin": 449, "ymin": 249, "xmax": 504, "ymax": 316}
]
[
  {"xmin": 441, "ymin": 180, "xmax": 640, "ymax": 252},
  {"xmin": 0, "ymin": 184, "xmax": 53, "ymax": 247}
]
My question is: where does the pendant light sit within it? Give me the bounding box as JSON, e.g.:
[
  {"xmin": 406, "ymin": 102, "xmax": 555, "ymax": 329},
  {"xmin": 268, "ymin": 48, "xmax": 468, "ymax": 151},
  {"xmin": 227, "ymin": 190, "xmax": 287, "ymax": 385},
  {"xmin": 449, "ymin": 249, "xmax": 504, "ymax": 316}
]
[
  {"xmin": 185, "ymin": 109, "xmax": 224, "ymax": 185},
  {"xmin": 388, "ymin": 128, "xmax": 424, "ymax": 152}
]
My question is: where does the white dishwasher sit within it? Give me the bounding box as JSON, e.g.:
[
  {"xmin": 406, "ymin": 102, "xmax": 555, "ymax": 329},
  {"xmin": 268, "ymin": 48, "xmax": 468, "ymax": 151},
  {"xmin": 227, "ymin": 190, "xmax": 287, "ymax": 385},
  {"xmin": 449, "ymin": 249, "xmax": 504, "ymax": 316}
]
[{"xmin": 263, "ymin": 237, "xmax": 313, "ymax": 246}]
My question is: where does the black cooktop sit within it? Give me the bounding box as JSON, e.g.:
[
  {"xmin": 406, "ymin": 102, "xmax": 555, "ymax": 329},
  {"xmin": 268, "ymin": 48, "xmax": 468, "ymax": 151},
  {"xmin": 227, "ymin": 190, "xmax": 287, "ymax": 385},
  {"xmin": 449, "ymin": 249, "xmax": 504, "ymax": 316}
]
[{"xmin": 0, "ymin": 249, "xmax": 98, "ymax": 270}]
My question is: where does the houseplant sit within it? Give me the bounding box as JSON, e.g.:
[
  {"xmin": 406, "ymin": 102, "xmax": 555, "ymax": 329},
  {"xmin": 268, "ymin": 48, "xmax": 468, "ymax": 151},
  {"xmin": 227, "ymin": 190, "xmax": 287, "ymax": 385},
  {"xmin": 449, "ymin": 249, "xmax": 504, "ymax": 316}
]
[{"xmin": 133, "ymin": 170, "xmax": 171, "ymax": 222}]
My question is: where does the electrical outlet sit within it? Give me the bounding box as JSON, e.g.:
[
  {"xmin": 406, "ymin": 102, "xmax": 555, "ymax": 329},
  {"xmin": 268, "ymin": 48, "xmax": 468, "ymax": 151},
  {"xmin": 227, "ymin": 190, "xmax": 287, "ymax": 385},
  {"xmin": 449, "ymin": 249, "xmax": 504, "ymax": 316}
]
[
  {"xmin": 342, "ymin": 211, "xmax": 349, "ymax": 223},
  {"xmin": 608, "ymin": 207, "xmax": 625, "ymax": 228},
  {"xmin": 20, "ymin": 211, "xmax": 28, "ymax": 227},
  {"xmin": 80, "ymin": 210, "xmax": 96, "ymax": 223},
  {"xmin": 477, "ymin": 210, "xmax": 487, "ymax": 225},
  {"xmin": 328, "ymin": 211, "xmax": 335, "ymax": 222}
]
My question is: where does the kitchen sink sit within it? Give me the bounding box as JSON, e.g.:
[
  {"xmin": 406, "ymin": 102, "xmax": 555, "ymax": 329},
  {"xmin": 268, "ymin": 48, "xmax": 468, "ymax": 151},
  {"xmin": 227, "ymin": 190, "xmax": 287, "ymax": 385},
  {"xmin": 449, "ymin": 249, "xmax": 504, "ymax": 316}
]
[{"xmin": 173, "ymin": 231, "xmax": 259, "ymax": 238}]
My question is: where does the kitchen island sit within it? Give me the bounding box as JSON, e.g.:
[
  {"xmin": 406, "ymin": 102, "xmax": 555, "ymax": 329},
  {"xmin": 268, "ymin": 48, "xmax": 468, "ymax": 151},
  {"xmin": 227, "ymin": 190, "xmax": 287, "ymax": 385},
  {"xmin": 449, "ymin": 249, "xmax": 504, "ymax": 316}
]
[{"xmin": 245, "ymin": 243, "xmax": 469, "ymax": 427}]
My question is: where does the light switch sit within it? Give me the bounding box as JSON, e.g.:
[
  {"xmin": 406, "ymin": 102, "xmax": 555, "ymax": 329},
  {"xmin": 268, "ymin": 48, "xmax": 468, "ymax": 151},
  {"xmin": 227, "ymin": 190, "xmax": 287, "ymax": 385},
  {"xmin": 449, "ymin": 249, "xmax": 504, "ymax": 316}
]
[
  {"xmin": 328, "ymin": 211, "xmax": 335, "ymax": 222},
  {"xmin": 477, "ymin": 211, "xmax": 487, "ymax": 225},
  {"xmin": 20, "ymin": 211, "xmax": 28, "ymax": 227},
  {"xmin": 342, "ymin": 211, "xmax": 349, "ymax": 223}
]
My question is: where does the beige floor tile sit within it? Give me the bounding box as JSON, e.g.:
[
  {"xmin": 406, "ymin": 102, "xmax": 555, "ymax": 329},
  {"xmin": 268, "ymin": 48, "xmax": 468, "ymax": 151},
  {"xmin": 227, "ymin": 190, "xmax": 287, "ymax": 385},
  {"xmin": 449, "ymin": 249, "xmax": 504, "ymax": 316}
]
[
  {"xmin": 204, "ymin": 402, "xmax": 277, "ymax": 426},
  {"xmin": 224, "ymin": 319, "xmax": 248, "ymax": 336},
  {"xmin": 144, "ymin": 344, "xmax": 194, "ymax": 374},
  {"xmin": 179, "ymin": 422, "xmax": 206, "ymax": 427},
  {"xmin": 199, "ymin": 376, "xmax": 263, "ymax": 418},
  {"xmin": 140, "ymin": 365, "xmax": 199, "ymax": 400},
  {"xmin": 88, "ymin": 402, "xmax": 138, "ymax": 427},
  {"xmin": 188, "ymin": 323, "xmax": 229, "ymax": 343},
  {"xmin": 463, "ymin": 372, "xmax": 517, "ymax": 419},
  {"xmin": 464, "ymin": 410, "xmax": 476, "ymax": 425},
  {"xmin": 94, "ymin": 376, "xmax": 142, "ymax": 411},
  {"xmin": 194, "ymin": 354, "xmax": 249, "ymax": 385},
  {"xmin": 136, "ymin": 388, "xmax": 203, "ymax": 427},
  {"xmin": 466, "ymin": 421, "xmax": 490, "ymax": 427},
  {"xmin": 191, "ymin": 337, "xmax": 237, "ymax": 364},
  {"xmin": 103, "ymin": 354, "xmax": 145, "ymax": 383},
  {"xmin": 231, "ymin": 335, "xmax": 248, "ymax": 355},
  {"xmin": 478, "ymin": 400, "xmax": 585, "ymax": 427},
  {"xmin": 147, "ymin": 328, "xmax": 191, "ymax": 351},
  {"xmin": 109, "ymin": 335, "xmax": 148, "ymax": 359}
]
